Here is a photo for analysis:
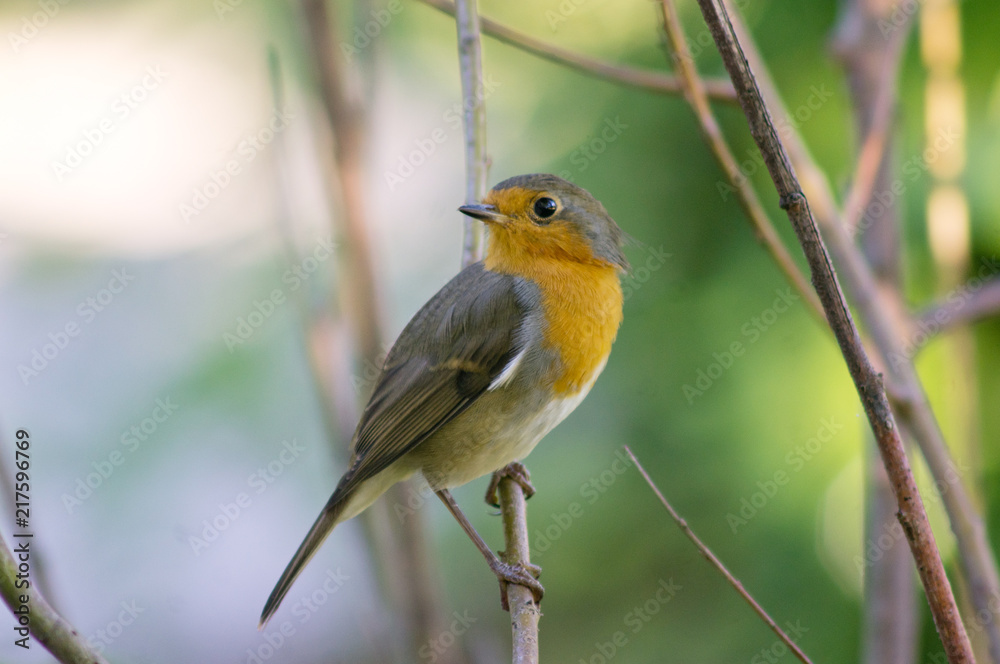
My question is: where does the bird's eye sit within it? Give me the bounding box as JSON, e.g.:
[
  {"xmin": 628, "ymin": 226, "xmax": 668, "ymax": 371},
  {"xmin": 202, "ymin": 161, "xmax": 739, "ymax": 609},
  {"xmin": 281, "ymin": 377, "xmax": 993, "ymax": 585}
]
[{"xmin": 532, "ymin": 197, "xmax": 558, "ymax": 222}]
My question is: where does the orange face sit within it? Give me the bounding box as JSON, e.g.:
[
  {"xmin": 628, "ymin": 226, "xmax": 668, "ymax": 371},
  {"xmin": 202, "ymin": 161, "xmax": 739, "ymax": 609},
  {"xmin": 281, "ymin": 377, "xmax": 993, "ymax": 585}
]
[{"xmin": 481, "ymin": 186, "xmax": 614, "ymax": 273}]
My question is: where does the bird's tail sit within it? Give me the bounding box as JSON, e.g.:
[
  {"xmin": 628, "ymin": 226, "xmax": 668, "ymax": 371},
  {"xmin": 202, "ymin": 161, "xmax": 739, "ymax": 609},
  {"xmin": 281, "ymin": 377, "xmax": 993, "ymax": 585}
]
[{"xmin": 259, "ymin": 494, "xmax": 348, "ymax": 629}]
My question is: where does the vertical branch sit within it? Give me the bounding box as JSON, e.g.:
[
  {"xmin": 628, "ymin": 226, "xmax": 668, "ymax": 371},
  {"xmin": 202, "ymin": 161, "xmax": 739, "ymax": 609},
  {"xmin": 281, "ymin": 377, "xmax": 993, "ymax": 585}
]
[
  {"xmin": 691, "ymin": 1, "xmax": 974, "ymax": 661},
  {"xmin": 830, "ymin": 3, "xmax": 918, "ymax": 663},
  {"xmin": 453, "ymin": 1, "xmax": 539, "ymax": 660},
  {"xmin": 298, "ymin": 1, "xmax": 450, "ymax": 658},
  {"xmin": 498, "ymin": 480, "xmax": 541, "ymax": 664},
  {"xmin": 0, "ymin": 532, "xmax": 110, "ymax": 664},
  {"xmin": 455, "ymin": 0, "xmax": 487, "ymax": 265},
  {"xmin": 726, "ymin": 7, "xmax": 1000, "ymax": 662}
]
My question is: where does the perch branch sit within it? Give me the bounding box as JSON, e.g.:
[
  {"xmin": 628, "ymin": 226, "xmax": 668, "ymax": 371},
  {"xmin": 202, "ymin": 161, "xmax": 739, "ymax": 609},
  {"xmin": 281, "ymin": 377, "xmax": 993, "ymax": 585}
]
[
  {"xmin": 499, "ymin": 479, "xmax": 541, "ymax": 664},
  {"xmin": 626, "ymin": 447, "xmax": 813, "ymax": 664},
  {"xmin": 0, "ymin": 531, "xmax": 110, "ymax": 664},
  {"xmin": 691, "ymin": 1, "xmax": 974, "ymax": 661},
  {"xmin": 453, "ymin": 0, "xmax": 540, "ymax": 659},
  {"xmin": 418, "ymin": 0, "xmax": 737, "ymax": 102}
]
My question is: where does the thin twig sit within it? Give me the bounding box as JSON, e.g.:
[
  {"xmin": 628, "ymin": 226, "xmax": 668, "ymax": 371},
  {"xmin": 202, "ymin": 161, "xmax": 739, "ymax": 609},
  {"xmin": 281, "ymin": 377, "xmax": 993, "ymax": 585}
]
[
  {"xmin": 453, "ymin": 1, "xmax": 540, "ymax": 659},
  {"xmin": 0, "ymin": 531, "xmax": 110, "ymax": 664},
  {"xmin": 691, "ymin": 1, "xmax": 974, "ymax": 661},
  {"xmin": 726, "ymin": 7, "xmax": 1000, "ymax": 661},
  {"xmin": 624, "ymin": 447, "xmax": 813, "ymax": 664},
  {"xmin": 417, "ymin": 0, "xmax": 737, "ymax": 103},
  {"xmin": 455, "ymin": 0, "xmax": 487, "ymax": 264},
  {"xmin": 838, "ymin": 55, "xmax": 900, "ymax": 237},
  {"xmin": 916, "ymin": 276, "xmax": 1000, "ymax": 339},
  {"xmin": 657, "ymin": 0, "xmax": 824, "ymax": 325}
]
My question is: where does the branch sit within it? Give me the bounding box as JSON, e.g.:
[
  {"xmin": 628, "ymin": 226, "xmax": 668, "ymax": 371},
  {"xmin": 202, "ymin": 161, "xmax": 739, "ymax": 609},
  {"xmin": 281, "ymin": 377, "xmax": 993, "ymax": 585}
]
[
  {"xmin": 0, "ymin": 531, "xmax": 110, "ymax": 664},
  {"xmin": 657, "ymin": 0, "xmax": 824, "ymax": 325},
  {"xmin": 830, "ymin": 4, "xmax": 918, "ymax": 662},
  {"xmin": 691, "ymin": 1, "xmax": 974, "ymax": 661},
  {"xmin": 453, "ymin": 1, "xmax": 540, "ymax": 659},
  {"xmin": 417, "ymin": 0, "xmax": 737, "ymax": 103},
  {"xmin": 455, "ymin": 0, "xmax": 487, "ymax": 264},
  {"xmin": 915, "ymin": 275, "xmax": 1000, "ymax": 339},
  {"xmin": 299, "ymin": 2, "xmax": 450, "ymax": 658},
  {"xmin": 498, "ymin": 479, "xmax": 541, "ymax": 664},
  {"xmin": 724, "ymin": 7, "xmax": 1000, "ymax": 661},
  {"xmin": 625, "ymin": 447, "xmax": 813, "ymax": 664}
]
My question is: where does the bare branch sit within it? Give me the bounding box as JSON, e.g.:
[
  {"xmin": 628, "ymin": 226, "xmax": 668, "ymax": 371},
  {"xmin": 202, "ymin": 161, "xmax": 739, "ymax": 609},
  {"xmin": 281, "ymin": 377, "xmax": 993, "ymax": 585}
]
[
  {"xmin": 625, "ymin": 447, "xmax": 813, "ymax": 664},
  {"xmin": 452, "ymin": 1, "xmax": 540, "ymax": 659},
  {"xmin": 498, "ymin": 479, "xmax": 541, "ymax": 664},
  {"xmin": 915, "ymin": 276, "xmax": 1000, "ymax": 339},
  {"xmin": 417, "ymin": 0, "xmax": 737, "ymax": 102},
  {"xmin": 455, "ymin": 0, "xmax": 487, "ymax": 264},
  {"xmin": 0, "ymin": 532, "xmax": 110, "ymax": 664},
  {"xmin": 725, "ymin": 7, "xmax": 1000, "ymax": 661},
  {"xmin": 657, "ymin": 0, "xmax": 825, "ymax": 325},
  {"xmin": 690, "ymin": 1, "xmax": 974, "ymax": 661},
  {"xmin": 299, "ymin": 2, "xmax": 450, "ymax": 658}
]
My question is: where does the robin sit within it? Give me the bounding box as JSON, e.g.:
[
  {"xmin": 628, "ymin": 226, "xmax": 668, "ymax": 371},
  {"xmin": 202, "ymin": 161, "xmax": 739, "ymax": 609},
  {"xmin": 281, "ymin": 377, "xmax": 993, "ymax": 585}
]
[{"xmin": 260, "ymin": 173, "xmax": 630, "ymax": 627}]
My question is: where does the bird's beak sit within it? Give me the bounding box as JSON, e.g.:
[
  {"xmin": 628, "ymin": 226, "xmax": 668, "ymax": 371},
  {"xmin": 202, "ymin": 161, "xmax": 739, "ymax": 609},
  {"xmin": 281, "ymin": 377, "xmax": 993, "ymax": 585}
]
[{"xmin": 458, "ymin": 204, "xmax": 506, "ymax": 225}]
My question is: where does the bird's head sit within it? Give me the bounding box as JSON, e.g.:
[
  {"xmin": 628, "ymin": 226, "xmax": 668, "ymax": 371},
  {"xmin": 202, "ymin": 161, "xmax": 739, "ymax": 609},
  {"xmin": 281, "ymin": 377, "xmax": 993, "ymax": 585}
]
[{"xmin": 459, "ymin": 174, "xmax": 630, "ymax": 274}]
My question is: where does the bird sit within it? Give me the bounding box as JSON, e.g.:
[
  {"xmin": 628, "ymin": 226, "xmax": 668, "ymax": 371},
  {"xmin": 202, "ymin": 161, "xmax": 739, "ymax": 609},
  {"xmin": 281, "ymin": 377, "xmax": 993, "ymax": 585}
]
[{"xmin": 260, "ymin": 173, "xmax": 629, "ymax": 627}]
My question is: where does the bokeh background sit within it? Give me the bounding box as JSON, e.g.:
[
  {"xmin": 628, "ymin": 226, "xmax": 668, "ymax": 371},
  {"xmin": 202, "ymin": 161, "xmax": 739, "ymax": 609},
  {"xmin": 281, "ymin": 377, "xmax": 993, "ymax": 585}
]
[{"xmin": 1, "ymin": 0, "xmax": 999, "ymax": 662}]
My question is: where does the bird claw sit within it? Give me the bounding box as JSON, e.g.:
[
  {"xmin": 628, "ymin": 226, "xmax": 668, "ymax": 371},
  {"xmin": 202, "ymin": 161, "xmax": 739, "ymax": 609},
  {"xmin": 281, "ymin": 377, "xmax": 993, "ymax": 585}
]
[
  {"xmin": 490, "ymin": 558, "xmax": 544, "ymax": 611},
  {"xmin": 485, "ymin": 462, "xmax": 536, "ymax": 508}
]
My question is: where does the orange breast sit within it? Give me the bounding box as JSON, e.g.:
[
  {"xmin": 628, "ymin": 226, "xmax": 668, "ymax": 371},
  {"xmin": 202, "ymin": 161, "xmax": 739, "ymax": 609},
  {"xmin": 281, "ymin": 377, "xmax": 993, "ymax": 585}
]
[{"xmin": 487, "ymin": 248, "xmax": 623, "ymax": 395}]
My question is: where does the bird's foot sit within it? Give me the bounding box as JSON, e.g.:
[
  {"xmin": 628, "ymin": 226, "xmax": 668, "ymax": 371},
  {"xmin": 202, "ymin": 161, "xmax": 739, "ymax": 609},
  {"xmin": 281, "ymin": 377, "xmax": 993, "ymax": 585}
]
[
  {"xmin": 485, "ymin": 462, "xmax": 536, "ymax": 508},
  {"xmin": 489, "ymin": 556, "xmax": 543, "ymax": 611}
]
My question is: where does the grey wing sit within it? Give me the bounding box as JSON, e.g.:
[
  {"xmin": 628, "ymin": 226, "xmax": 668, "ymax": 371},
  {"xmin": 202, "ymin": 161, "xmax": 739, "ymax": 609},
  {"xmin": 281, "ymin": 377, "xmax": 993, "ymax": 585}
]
[{"xmin": 331, "ymin": 263, "xmax": 528, "ymax": 500}]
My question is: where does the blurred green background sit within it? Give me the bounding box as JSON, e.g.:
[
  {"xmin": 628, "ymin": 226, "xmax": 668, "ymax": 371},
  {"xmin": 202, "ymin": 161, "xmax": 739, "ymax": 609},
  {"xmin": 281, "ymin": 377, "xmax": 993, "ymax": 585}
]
[{"xmin": 1, "ymin": 0, "xmax": 998, "ymax": 662}]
